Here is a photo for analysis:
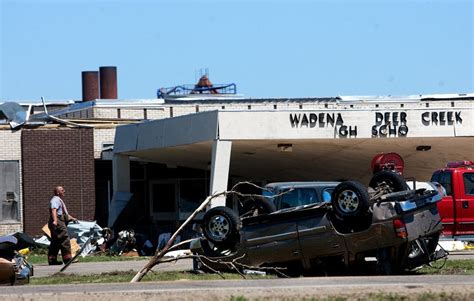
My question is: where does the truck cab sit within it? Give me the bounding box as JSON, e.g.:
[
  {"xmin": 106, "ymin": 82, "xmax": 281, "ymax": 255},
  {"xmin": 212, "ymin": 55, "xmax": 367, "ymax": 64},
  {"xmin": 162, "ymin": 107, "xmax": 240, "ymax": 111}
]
[{"xmin": 431, "ymin": 160, "xmax": 474, "ymax": 239}]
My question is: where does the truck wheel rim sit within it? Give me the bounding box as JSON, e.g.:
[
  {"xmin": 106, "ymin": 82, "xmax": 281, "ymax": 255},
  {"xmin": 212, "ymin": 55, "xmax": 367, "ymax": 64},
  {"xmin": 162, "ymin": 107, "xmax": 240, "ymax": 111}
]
[
  {"xmin": 337, "ymin": 190, "xmax": 360, "ymax": 213},
  {"xmin": 408, "ymin": 242, "xmax": 422, "ymax": 258},
  {"xmin": 208, "ymin": 215, "xmax": 230, "ymax": 241}
]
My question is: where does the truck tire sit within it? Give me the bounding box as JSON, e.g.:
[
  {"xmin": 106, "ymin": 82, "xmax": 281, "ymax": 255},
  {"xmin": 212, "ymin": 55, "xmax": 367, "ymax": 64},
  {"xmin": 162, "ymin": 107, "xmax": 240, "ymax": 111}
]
[
  {"xmin": 203, "ymin": 206, "xmax": 239, "ymax": 246},
  {"xmin": 241, "ymin": 196, "xmax": 276, "ymax": 217},
  {"xmin": 369, "ymin": 171, "xmax": 409, "ymax": 195},
  {"xmin": 331, "ymin": 181, "xmax": 370, "ymax": 219}
]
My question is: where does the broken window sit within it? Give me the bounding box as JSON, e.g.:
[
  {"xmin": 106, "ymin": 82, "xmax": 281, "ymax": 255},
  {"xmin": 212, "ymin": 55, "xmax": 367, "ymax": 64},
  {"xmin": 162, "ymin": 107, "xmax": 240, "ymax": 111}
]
[{"xmin": 0, "ymin": 161, "xmax": 20, "ymax": 223}]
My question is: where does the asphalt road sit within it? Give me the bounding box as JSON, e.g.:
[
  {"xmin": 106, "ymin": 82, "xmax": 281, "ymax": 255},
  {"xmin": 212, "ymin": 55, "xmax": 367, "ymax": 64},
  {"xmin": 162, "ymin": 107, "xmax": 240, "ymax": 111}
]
[
  {"xmin": 32, "ymin": 258, "xmax": 193, "ymax": 277},
  {"xmin": 2, "ymin": 274, "xmax": 474, "ymax": 300},
  {"xmin": 449, "ymin": 250, "xmax": 474, "ymax": 260}
]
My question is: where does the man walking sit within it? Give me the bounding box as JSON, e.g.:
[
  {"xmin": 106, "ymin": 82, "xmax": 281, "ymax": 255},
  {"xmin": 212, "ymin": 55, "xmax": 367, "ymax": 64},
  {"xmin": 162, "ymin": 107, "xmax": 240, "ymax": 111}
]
[{"xmin": 47, "ymin": 186, "xmax": 77, "ymax": 265}]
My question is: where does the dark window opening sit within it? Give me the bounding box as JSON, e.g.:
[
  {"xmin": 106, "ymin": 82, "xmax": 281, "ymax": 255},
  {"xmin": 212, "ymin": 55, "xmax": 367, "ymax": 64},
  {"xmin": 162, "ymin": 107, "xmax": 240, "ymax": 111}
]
[
  {"xmin": 0, "ymin": 161, "xmax": 20, "ymax": 223},
  {"xmin": 179, "ymin": 179, "xmax": 206, "ymax": 213},
  {"xmin": 152, "ymin": 183, "xmax": 176, "ymax": 212}
]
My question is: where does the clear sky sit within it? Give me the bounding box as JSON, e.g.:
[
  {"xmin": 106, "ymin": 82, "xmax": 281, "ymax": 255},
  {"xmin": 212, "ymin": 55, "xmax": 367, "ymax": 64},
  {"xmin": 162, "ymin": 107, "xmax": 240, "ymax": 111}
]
[{"xmin": 1, "ymin": 0, "xmax": 473, "ymax": 100}]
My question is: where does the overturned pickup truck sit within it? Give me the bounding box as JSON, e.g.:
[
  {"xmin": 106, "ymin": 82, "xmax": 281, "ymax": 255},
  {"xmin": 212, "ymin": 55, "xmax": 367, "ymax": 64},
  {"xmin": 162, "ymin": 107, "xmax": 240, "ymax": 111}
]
[{"xmin": 191, "ymin": 172, "xmax": 447, "ymax": 276}]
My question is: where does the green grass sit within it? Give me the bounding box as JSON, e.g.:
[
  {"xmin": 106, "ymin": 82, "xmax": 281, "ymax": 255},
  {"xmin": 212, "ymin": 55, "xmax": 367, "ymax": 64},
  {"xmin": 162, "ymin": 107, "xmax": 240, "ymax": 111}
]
[
  {"xmin": 30, "ymin": 270, "xmax": 272, "ymax": 285},
  {"xmin": 228, "ymin": 292, "xmax": 474, "ymax": 301},
  {"xmin": 418, "ymin": 259, "xmax": 474, "ymax": 275}
]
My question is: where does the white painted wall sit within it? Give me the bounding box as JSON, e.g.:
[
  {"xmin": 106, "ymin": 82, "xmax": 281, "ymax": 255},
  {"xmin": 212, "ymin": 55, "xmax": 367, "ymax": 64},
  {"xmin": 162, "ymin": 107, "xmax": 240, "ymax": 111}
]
[
  {"xmin": 217, "ymin": 106, "xmax": 473, "ymax": 140},
  {"xmin": 114, "ymin": 111, "xmax": 219, "ymax": 153}
]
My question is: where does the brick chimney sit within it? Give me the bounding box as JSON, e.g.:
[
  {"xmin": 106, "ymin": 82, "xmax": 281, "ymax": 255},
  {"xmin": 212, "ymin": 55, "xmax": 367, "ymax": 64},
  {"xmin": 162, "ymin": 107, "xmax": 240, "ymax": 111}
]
[
  {"xmin": 81, "ymin": 71, "xmax": 99, "ymax": 101},
  {"xmin": 99, "ymin": 66, "xmax": 118, "ymax": 99}
]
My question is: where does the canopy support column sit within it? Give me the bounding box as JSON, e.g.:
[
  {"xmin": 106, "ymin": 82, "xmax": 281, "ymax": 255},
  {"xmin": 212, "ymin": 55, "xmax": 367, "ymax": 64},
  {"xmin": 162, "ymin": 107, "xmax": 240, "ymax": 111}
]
[
  {"xmin": 108, "ymin": 154, "xmax": 132, "ymax": 227},
  {"xmin": 209, "ymin": 140, "xmax": 232, "ymax": 207},
  {"xmin": 113, "ymin": 154, "xmax": 130, "ymax": 192}
]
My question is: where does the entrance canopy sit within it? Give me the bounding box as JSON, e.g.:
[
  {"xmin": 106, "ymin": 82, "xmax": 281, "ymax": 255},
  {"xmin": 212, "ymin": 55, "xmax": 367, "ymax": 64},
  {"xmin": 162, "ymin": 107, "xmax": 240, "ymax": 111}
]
[
  {"xmin": 114, "ymin": 106, "xmax": 473, "ymax": 184},
  {"xmin": 110, "ymin": 103, "xmax": 473, "ymax": 227}
]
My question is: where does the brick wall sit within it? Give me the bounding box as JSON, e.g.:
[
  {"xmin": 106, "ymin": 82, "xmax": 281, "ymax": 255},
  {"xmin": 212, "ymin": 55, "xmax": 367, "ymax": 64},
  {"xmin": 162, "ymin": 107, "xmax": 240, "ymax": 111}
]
[
  {"xmin": 93, "ymin": 108, "xmax": 119, "ymax": 119},
  {"xmin": 93, "ymin": 128, "xmax": 116, "ymax": 159},
  {"xmin": 21, "ymin": 128, "xmax": 95, "ymax": 236},
  {"xmin": 0, "ymin": 130, "xmax": 22, "ymax": 160},
  {"xmin": 146, "ymin": 108, "xmax": 170, "ymax": 119},
  {"xmin": 93, "ymin": 107, "xmax": 170, "ymax": 120}
]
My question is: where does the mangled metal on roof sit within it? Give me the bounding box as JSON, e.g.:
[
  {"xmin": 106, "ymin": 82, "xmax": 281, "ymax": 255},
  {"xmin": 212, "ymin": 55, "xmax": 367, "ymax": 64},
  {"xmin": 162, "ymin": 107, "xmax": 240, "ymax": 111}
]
[{"xmin": 0, "ymin": 102, "xmax": 28, "ymax": 129}]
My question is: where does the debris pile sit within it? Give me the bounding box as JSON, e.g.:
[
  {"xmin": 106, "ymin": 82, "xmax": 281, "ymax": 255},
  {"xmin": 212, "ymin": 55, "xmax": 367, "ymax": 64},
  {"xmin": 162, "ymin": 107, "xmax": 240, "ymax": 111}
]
[{"xmin": 0, "ymin": 233, "xmax": 35, "ymax": 285}]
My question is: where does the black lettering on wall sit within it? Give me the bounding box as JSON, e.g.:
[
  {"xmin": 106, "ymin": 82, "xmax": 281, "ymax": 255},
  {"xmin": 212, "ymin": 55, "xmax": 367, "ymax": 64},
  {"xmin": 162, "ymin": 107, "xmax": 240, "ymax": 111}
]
[
  {"xmin": 421, "ymin": 111, "xmax": 462, "ymax": 126},
  {"xmin": 372, "ymin": 125, "xmax": 378, "ymax": 137},
  {"xmin": 327, "ymin": 113, "xmax": 335, "ymax": 126},
  {"xmin": 379, "ymin": 124, "xmax": 387, "ymax": 137},
  {"xmin": 447, "ymin": 111, "xmax": 454, "ymax": 124},
  {"xmin": 336, "ymin": 113, "xmax": 344, "ymax": 125},
  {"xmin": 372, "ymin": 111, "xmax": 409, "ymax": 138},
  {"xmin": 339, "ymin": 125, "xmax": 348, "ymax": 137},
  {"xmin": 389, "ymin": 125, "xmax": 397, "ymax": 135},
  {"xmin": 301, "ymin": 114, "xmax": 309, "ymax": 127},
  {"xmin": 290, "ymin": 114, "xmax": 300, "ymax": 127},
  {"xmin": 310, "ymin": 113, "xmax": 317, "ymax": 128},
  {"xmin": 392, "ymin": 112, "xmax": 399, "ymax": 125},
  {"xmin": 349, "ymin": 126, "xmax": 357, "ymax": 136},
  {"xmin": 439, "ymin": 112, "xmax": 446, "ymax": 124},
  {"xmin": 399, "ymin": 125, "xmax": 408, "ymax": 136},
  {"xmin": 400, "ymin": 112, "xmax": 407, "ymax": 124},
  {"xmin": 318, "ymin": 113, "xmax": 325, "ymax": 127},
  {"xmin": 422, "ymin": 112, "xmax": 430, "ymax": 125},
  {"xmin": 375, "ymin": 112, "xmax": 383, "ymax": 125}
]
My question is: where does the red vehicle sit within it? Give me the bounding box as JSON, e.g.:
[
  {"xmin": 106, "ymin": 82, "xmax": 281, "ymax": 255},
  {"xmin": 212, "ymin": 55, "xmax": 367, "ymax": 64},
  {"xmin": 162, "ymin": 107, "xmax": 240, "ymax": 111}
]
[{"xmin": 431, "ymin": 161, "xmax": 474, "ymax": 239}]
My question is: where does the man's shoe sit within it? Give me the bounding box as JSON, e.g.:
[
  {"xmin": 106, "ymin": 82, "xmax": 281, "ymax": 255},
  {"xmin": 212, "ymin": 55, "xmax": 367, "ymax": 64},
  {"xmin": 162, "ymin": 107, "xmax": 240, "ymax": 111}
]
[{"xmin": 48, "ymin": 260, "xmax": 63, "ymax": 265}]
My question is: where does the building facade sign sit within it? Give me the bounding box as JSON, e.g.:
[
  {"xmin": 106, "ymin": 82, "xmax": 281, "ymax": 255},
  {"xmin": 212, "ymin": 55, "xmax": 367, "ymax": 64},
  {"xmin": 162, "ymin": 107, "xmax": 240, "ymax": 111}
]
[
  {"xmin": 285, "ymin": 110, "xmax": 466, "ymax": 138},
  {"xmin": 421, "ymin": 111, "xmax": 463, "ymax": 125},
  {"xmin": 216, "ymin": 108, "xmax": 471, "ymax": 140},
  {"xmin": 289, "ymin": 113, "xmax": 357, "ymax": 138},
  {"xmin": 371, "ymin": 112, "xmax": 408, "ymax": 138},
  {"xmin": 115, "ymin": 106, "xmax": 472, "ymax": 154},
  {"xmin": 285, "ymin": 109, "xmax": 466, "ymax": 139}
]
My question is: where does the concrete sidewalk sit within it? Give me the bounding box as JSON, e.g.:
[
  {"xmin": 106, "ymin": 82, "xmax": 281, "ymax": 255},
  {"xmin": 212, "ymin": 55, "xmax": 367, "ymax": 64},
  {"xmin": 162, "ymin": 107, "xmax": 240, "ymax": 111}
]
[{"xmin": 33, "ymin": 258, "xmax": 193, "ymax": 277}]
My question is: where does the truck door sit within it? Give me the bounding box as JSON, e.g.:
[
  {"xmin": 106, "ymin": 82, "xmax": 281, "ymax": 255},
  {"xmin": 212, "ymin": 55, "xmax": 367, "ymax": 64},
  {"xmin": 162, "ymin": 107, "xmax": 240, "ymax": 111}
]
[
  {"xmin": 297, "ymin": 212, "xmax": 345, "ymax": 265},
  {"xmin": 455, "ymin": 171, "xmax": 474, "ymax": 235},
  {"xmin": 241, "ymin": 219, "xmax": 302, "ymax": 265},
  {"xmin": 432, "ymin": 171, "xmax": 455, "ymax": 235}
]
